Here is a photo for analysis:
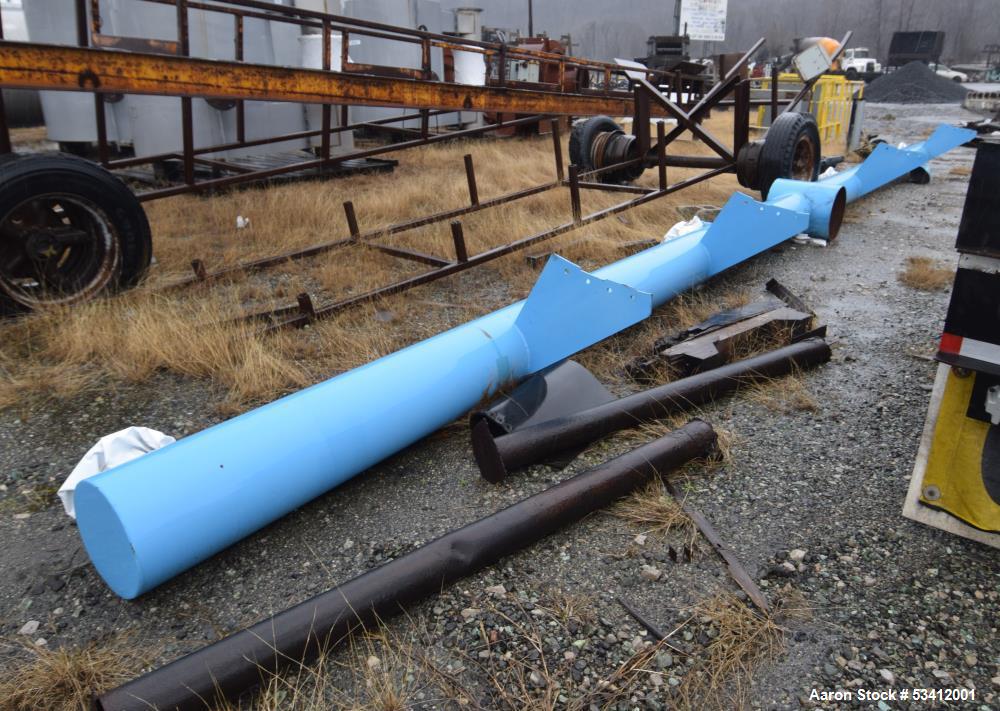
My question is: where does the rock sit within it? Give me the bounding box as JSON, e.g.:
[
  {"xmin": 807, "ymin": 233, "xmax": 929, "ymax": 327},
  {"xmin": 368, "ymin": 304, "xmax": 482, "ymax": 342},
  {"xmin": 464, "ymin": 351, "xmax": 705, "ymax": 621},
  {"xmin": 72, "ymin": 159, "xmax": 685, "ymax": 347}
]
[
  {"xmin": 964, "ymin": 653, "xmax": 977, "ymax": 667},
  {"xmin": 529, "ymin": 670, "xmax": 546, "ymax": 688},
  {"xmin": 460, "ymin": 608, "xmax": 480, "ymax": 620},
  {"xmin": 34, "ymin": 638, "xmax": 47, "ymax": 647},
  {"xmin": 655, "ymin": 653, "xmax": 673, "ymax": 669},
  {"xmin": 633, "ymin": 534, "xmax": 647, "ymax": 546},
  {"xmin": 485, "ymin": 584, "xmax": 507, "ymax": 598},
  {"xmin": 789, "ymin": 548, "xmax": 807, "ymax": 563},
  {"xmin": 878, "ymin": 669, "xmax": 895, "ymax": 685},
  {"xmin": 366, "ymin": 655, "xmax": 380, "ymax": 671},
  {"xmin": 640, "ymin": 564, "xmax": 662, "ymax": 581},
  {"xmin": 991, "ymin": 674, "xmax": 1000, "ymax": 689},
  {"xmin": 342, "ymin": 539, "xmax": 354, "ymax": 551},
  {"xmin": 18, "ymin": 620, "xmax": 39, "ymax": 636}
]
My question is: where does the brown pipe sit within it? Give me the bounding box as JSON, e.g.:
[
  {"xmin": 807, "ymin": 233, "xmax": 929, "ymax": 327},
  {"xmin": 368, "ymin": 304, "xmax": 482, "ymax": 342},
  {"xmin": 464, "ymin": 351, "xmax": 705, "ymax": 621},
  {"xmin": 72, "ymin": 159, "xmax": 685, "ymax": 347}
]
[
  {"xmin": 472, "ymin": 337, "xmax": 831, "ymax": 482},
  {"xmin": 95, "ymin": 421, "xmax": 717, "ymax": 711}
]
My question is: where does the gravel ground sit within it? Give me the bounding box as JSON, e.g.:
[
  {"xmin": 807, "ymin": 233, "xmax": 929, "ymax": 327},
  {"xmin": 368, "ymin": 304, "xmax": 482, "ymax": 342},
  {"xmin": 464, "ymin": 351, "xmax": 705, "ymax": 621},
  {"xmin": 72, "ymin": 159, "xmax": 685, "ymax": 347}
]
[{"xmin": 1, "ymin": 102, "xmax": 997, "ymax": 710}]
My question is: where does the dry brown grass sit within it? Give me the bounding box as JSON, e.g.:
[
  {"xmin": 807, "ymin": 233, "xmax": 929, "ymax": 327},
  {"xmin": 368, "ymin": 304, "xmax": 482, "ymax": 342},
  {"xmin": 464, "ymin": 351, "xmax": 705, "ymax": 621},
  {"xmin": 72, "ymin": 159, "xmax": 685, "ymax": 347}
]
[
  {"xmin": 898, "ymin": 256, "xmax": 954, "ymax": 292},
  {"xmin": 744, "ymin": 371, "xmax": 819, "ymax": 414},
  {"xmin": 2, "ymin": 121, "xmax": 747, "ymax": 414},
  {"xmin": 211, "ymin": 626, "xmax": 467, "ymax": 711},
  {"xmin": 611, "ymin": 478, "xmax": 696, "ymax": 545},
  {"xmin": 0, "ymin": 636, "xmax": 152, "ymax": 711},
  {"xmin": 673, "ymin": 593, "xmax": 786, "ymax": 711}
]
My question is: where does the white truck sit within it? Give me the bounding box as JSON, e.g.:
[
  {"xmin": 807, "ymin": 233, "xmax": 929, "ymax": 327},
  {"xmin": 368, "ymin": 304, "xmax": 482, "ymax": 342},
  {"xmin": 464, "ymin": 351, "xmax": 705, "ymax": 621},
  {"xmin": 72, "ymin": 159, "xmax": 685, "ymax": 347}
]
[{"xmin": 840, "ymin": 47, "xmax": 882, "ymax": 81}]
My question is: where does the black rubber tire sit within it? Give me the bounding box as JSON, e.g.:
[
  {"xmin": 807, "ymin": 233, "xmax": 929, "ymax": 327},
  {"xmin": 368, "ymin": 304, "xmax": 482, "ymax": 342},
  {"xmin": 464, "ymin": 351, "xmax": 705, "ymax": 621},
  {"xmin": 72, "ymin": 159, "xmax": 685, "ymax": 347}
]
[
  {"xmin": 569, "ymin": 116, "xmax": 642, "ymax": 184},
  {"xmin": 845, "ymin": 68, "xmax": 859, "ymax": 81},
  {"xmin": 757, "ymin": 112, "xmax": 821, "ymax": 199},
  {"xmin": 952, "ymin": 76, "xmax": 963, "ymax": 83},
  {"xmin": 569, "ymin": 116, "xmax": 619, "ymax": 170},
  {"xmin": 0, "ymin": 152, "xmax": 151, "ymax": 313}
]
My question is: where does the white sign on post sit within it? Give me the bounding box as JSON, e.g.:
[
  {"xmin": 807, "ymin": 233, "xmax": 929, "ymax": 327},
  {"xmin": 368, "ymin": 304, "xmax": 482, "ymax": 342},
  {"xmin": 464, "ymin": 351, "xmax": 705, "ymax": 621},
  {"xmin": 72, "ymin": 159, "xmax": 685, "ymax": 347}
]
[{"xmin": 679, "ymin": 0, "xmax": 728, "ymax": 42}]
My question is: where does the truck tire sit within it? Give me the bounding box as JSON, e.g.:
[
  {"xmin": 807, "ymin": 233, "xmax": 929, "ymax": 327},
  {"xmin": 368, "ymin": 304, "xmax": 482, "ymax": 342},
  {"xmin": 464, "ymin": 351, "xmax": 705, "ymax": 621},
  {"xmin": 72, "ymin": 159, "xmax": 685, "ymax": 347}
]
[
  {"xmin": 845, "ymin": 68, "xmax": 859, "ymax": 80},
  {"xmin": 569, "ymin": 116, "xmax": 644, "ymax": 184},
  {"xmin": 757, "ymin": 111, "xmax": 821, "ymax": 199},
  {"xmin": 0, "ymin": 152, "xmax": 152, "ymax": 314}
]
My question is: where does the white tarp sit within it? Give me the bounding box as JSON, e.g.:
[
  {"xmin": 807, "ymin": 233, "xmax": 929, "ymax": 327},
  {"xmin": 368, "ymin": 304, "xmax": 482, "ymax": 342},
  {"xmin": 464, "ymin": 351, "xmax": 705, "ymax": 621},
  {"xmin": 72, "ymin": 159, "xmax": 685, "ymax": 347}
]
[
  {"xmin": 679, "ymin": 0, "xmax": 728, "ymax": 42},
  {"xmin": 58, "ymin": 427, "xmax": 175, "ymax": 519}
]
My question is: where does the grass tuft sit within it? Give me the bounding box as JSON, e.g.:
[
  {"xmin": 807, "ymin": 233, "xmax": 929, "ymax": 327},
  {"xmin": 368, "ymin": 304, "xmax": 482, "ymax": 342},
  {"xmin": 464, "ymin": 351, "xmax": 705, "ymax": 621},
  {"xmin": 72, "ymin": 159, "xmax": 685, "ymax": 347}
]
[
  {"xmin": 898, "ymin": 256, "xmax": 953, "ymax": 292},
  {"xmin": 0, "ymin": 636, "xmax": 151, "ymax": 711},
  {"xmin": 673, "ymin": 593, "xmax": 785, "ymax": 710}
]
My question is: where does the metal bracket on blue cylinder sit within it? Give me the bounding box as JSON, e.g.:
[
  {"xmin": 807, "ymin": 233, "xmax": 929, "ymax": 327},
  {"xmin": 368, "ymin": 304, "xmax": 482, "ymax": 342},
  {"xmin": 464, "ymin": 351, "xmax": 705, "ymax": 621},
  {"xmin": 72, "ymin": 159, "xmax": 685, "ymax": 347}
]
[{"xmin": 73, "ymin": 123, "xmax": 975, "ymax": 598}]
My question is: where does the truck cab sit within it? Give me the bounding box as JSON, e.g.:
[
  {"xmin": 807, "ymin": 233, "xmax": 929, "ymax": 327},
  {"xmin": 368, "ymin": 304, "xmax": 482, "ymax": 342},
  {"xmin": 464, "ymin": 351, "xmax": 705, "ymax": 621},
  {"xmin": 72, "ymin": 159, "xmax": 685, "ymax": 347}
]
[{"xmin": 841, "ymin": 47, "xmax": 882, "ymax": 80}]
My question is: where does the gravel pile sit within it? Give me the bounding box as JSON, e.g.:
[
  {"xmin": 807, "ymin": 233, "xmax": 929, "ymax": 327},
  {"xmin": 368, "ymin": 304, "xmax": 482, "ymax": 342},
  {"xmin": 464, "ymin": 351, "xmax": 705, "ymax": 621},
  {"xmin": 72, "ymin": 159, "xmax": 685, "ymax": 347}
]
[{"xmin": 865, "ymin": 61, "xmax": 969, "ymax": 104}]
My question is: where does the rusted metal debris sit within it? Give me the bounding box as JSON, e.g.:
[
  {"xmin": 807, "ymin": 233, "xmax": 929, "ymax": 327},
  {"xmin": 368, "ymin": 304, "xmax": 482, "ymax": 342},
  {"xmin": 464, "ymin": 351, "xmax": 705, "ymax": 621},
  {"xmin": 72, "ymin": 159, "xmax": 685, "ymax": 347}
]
[
  {"xmin": 662, "ymin": 480, "xmax": 771, "ymax": 614},
  {"xmin": 94, "ymin": 420, "xmax": 717, "ymax": 711},
  {"xmin": 627, "ymin": 279, "xmax": 820, "ymax": 381},
  {"xmin": 471, "ymin": 337, "xmax": 832, "ymax": 482}
]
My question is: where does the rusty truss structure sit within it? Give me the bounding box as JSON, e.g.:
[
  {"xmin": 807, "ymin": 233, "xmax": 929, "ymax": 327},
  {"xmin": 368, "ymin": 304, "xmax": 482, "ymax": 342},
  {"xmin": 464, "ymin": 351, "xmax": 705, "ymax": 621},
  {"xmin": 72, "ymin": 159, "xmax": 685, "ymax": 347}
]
[{"xmin": 0, "ymin": 0, "xmax": 848, "ymax": 323}]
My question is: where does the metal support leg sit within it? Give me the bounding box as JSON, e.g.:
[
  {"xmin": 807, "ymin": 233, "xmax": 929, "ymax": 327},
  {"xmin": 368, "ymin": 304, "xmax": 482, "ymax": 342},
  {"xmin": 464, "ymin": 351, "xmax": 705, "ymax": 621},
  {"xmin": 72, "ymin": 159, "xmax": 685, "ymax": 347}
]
[
  {"xmin": 464, "ymin": 154, "xmax": 479, "ymax": 206},
  {"xmin": 569, "ymin": 164, "xmax": 582, "ymax": 222},
  {"xmin": 451, "ymin": 220, "xmax": 469, "ymax": 263},
  {"xmin": 551, "ymin": 118, "xmax": 564, "ymax": 181}
]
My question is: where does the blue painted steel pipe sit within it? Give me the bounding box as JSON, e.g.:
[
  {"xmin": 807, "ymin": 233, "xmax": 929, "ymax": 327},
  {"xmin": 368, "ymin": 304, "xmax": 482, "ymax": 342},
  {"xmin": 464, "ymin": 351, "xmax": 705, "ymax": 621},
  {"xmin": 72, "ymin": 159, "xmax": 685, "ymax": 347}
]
[{"xmin": 75, "ymin": 124, "xmax": 974, "ymax": 598}]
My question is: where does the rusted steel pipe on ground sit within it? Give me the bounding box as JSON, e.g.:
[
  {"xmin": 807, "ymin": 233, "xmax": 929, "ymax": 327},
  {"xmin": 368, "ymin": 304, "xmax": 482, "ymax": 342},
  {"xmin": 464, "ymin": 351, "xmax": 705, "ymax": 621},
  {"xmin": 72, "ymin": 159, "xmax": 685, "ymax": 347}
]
[
  {"xmin": 472, "ymin": 338, "xmax": 831, "ymax": 482},
  {"xmin": 95, "ymin": 420, "xmax": 717, "ymax": 711}
]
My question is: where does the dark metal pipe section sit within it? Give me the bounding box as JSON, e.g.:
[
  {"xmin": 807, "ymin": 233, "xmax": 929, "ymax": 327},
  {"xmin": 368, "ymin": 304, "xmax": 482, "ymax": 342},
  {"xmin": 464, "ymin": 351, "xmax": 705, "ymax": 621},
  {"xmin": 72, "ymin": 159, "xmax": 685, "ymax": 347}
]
[
  {"xmin": 472, "ymin": 338, "xmax": 831, "ymax": 482},
  {"xmin": 95, "ymin": 421, "xmax": 716, "ymax": 711}
]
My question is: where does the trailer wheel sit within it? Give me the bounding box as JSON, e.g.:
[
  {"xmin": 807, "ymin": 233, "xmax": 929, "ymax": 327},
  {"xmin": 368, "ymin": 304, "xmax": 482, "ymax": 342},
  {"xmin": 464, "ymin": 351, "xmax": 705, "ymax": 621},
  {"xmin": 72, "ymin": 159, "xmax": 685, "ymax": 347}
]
[
  {"xmin": 569, "ymin": 116, "xmax": 644, "ymax": 184},
  {"xmin": 0, "ymin": 153, "xmax": 152, "ymax": 314},
  {"xmin": 757, "ymin": 111, "xmax": 821, "ymax": 199}
]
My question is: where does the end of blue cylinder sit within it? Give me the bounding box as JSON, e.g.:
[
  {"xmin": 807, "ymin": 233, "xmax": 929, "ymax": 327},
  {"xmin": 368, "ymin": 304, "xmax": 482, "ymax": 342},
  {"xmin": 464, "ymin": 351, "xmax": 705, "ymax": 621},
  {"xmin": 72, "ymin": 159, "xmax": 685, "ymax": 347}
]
[
  {"xmin": 75, "ymin": 481, "xmax": 145, "ymax": 599},
  {"xmin": 767, "ymin": 180, "xmax": 847, "ymax": 240}
]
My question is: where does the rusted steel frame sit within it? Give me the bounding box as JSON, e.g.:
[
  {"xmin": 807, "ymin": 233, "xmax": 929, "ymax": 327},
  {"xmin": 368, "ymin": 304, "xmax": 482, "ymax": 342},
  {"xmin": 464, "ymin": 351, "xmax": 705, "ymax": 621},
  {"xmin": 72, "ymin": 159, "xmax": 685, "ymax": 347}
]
[
  {"xmin": 636, "ymin": 76, "xmax": 736, "ymax": 162},
  {"xmin": 656, "ymin": 120, "xmax": 667, "ymax": 189},
  {"xmin": 463, "ymin": 154, "xmax": 479, "ymax": 206},
  {"xmin": 138, "ymin": 0, "xmax": 325, "ymax": 31},
  {"xmin": 573, "ymin": 181, "xmax": 656, "ymax": 195},
  {"xmin": 234, "ymin": 14, "xmax": 245, "ymax": 142},
  {"xmin": 160, "ymin": 179, "xmax": 559, "ymax": 291},
  {"xmin": 257, "ymin": 165, "xmax": 732, "ymax": 330},
  {"xmin": 470, "ymin": 337, "xmax": 832, "ymax": 482},
  {"xmin": 770, "ymin": 64, "xmax": 779, "ymax": 120},
  {"xmin": 106, "ymin": 109, "xmax": 452, "ymax": 171},
  {"xmin": 450, "ymin": 221, "xmax": 469, "ymax": 262},
  {"xmin": 136, "ymin": 0, "xmax": 652, "ymax": 86},
  {"xmin": 568, "ymin": 165, "xmax": 582, "ymax": 222},
  {"xmin": 575, "ymin": 156, "xmax": 647, "ymax": 181},
  {"xmin": 94, "ymin": 421, "xmax": 717, "ymax": 711},
  {"xmin": 662, "ymin": 479, "xmax": 771, "ymax": 614},
  {"xmin": 551, "ymin": 119, "xmax": 565, "ymax": 181},
  {"xmin": 0, "ymin": 10, "xmax": 9, "ymax": 155},
  {"xmin": 133, "ymin": 113, "xmax": 545, "ymax": 202},
  {"xmin": 656, "ymin": 37, "xmax": 764, "ymax": 149},
  {"xmin": 177, "ymin": 0, "xmax": 195, "ymax": 185},
  {"xmin": 781, "ymin": 31, "xmax": 852, "ymax": 115},
  {"xmin": 0, "ymin": 43, "xmax": 661, "ymax": 119},
  {"xmin": 369, "ymin": 244, "xmax": 450, "ymax": 267},
  {"xmin": 189, "ymin": 155, "xmax": 255, "ymax": 174},
  {"xmin": 733, "ymin": 80, "xmax": 751, "ymax": 155}
]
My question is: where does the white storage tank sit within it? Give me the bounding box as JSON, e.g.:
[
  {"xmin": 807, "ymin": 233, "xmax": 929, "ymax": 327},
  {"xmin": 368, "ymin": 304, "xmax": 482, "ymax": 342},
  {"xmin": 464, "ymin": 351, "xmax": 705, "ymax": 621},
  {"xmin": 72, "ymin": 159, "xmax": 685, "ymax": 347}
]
[{"xmin": 22, "ymin": 0, "xmax": 352, "ymax": 159}]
